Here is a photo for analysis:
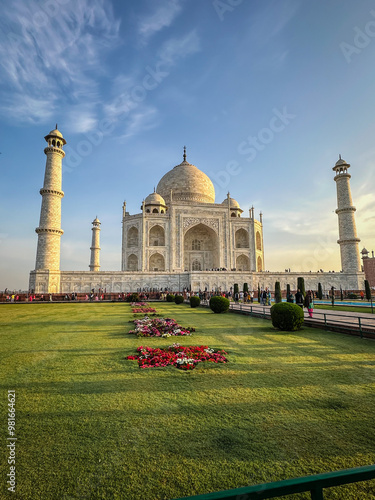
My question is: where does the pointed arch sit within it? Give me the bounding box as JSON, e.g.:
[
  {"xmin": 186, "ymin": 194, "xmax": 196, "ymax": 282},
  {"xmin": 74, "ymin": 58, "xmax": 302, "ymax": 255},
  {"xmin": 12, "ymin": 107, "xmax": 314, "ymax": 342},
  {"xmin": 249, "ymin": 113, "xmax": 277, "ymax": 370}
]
[
  {"xmin": 127, "ymin": 254, "xmax": 138, "ymax": 271},
  {"xmin": 235, "ymin": 228, "xmax": 249, "ymax": 248},
  {"xmin": 149, "ymin": 253, "xmax": 165, "ymax": 271},
  {"xmin": 257, "ymin": 256, "xmax": 263, "ymax": 272},
  {"xmin": 127, "ymin": 227, "xmax": 139, "ymax": 247},
  {"xmin": 149, "ymin": 225, "xmax": 165, "ymax": 246},
  {"xmin": 256, "ymin": 231, "xmax": 262, "ymax": 251},
  {"xmin": 236, "ymin": 254, "xmax": 250, "ymax": 271}
]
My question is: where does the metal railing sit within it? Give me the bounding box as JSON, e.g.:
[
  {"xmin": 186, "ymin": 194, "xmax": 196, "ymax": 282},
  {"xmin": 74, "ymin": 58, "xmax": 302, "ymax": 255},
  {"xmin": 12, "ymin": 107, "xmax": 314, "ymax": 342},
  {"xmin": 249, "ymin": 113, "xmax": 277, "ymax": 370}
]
[
  {"xmin": 227, "ymin": 302, "xmax": 375, "ymax": 337},
  {"xmin": 175, "ymin": 464, "xmax": 375, "ymax": 500}
]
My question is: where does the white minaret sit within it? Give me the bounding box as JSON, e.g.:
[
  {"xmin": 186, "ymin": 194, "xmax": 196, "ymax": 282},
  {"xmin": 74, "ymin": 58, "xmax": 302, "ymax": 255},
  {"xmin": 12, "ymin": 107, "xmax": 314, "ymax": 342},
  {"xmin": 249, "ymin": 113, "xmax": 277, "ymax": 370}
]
[
  {"xmin": 333, "ymin": 155, "xmax": 361, "ymax": 272},
  {"xmin": 35, "ymin": 126, "xmax": 65, "ymax": 271},
  {"xmin": 89, "ymin": 217, "xmax": 101, "ymax": 271}
]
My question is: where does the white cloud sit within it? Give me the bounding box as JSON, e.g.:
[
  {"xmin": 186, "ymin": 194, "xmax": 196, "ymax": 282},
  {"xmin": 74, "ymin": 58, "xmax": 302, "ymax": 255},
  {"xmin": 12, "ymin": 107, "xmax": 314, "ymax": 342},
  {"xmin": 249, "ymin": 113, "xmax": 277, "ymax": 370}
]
[
  {"xmin": 0, "ymin": 0, "xmax": 120, "ymax": 127},
  {"xmin": 138, "ymin": 0, "xmax": 183, "ymax": 44},
  {"xmin": 158, "ymin": 29, "xmax": 201, "ymax": 64},
  {"xmin": 121, "ymin": 106, "xmax": 160, "ymax": 139}
]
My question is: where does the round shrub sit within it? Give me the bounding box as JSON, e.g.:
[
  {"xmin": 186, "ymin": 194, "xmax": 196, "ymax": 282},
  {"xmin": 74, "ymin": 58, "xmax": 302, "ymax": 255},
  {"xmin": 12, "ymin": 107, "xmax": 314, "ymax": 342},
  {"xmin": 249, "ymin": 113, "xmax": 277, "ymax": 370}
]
[
  {"xmin": 166, "ymin": 294, "xmax": 175, "ymax": 302},
  {"xmin": 174, "ymin": 295, "xmax": 184, "ymax": 304},
  {"xmin": 209, "ymin": 296, "xmax": 230, "ymax": 314},
  {"xmin": 190, "ymin": 296, "xmax": 200, "ymax": 308},
  {"xmin": 270, "ymin": 302, "xmax": 304, "ymax": 331},
  {"xmin": 126, "ymin": 293, "xmax": 139, "ymax": 302},
  {"xmin": 348, "ymin": 293, "xmax": 358, "ymax": 299}
]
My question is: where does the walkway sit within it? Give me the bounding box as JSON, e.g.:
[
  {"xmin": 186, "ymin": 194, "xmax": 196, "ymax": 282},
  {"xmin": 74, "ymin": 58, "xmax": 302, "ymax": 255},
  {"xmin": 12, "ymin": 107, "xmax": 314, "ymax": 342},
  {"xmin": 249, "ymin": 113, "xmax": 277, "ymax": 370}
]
[{"xmin": 228, "ymin": 302, "xmax": 375, "ymax": 339}]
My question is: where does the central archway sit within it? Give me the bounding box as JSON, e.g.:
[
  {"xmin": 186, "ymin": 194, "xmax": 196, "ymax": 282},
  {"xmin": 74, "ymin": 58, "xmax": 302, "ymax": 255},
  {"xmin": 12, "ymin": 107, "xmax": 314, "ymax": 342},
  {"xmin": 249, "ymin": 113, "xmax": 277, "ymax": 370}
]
[{"xmin": 184, "ymin": 223, "xmax": 219, "ymax": 271}]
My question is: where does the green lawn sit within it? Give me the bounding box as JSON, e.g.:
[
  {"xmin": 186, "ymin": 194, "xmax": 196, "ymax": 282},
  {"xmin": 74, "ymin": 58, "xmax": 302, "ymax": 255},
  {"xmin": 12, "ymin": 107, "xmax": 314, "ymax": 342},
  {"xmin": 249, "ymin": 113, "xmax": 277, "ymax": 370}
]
[
  {"xmin": 314, "ymin": 304, "xmax": 375, "ymax": 314},
  {"xmin": 1, "ymin": 302, "xmax": 375, "ymax": 500}
]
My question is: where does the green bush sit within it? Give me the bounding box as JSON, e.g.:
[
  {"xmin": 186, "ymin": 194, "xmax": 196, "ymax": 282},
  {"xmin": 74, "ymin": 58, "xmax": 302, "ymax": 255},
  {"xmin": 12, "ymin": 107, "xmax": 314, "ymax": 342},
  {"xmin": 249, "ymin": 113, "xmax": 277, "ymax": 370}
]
[
  {"xmin": 348, "ymin": 293, "xmax": 358, "ymax": 299},
  {"xmin": 275, "ymin": 281, "xmax": 282, "ymax": 303},
  {"xmin": 297, "ymin": 277, "xmax": 305, "ymax": 297},
  {"xmin": 209, "ymin": 296, "xmax": 230, "ymax": 314},
  {"xmin": 270, "ymin": 302, "xmax": 304, "ymax": 331},
  {"xmin": 318, "ymin": 283, "xmax": 323, "ymax": 300},
  {"xmin": 257, "ymin": 284, "xmax": 261, "ymax": 303},
  {"xmin": 365, "ymin": 280, "xmax": 372, "ymax": 301},
  {"xmin": 174, "ymin": 295, "xmax": 184, "ymax": 304},
  {"xmin": 190, "ymin": 296, "xmax": 200, "ymax": 308},
  {"xmin": 243, "ymin": 282, "xmax": 249, "ymax": 293},
  {"xmin": 126, "ymin": 293, "xmax": 139, "ymax": 302},
  {"xmin": 166, "ymin": 294, "xmax": 175, "ymax": 302}
]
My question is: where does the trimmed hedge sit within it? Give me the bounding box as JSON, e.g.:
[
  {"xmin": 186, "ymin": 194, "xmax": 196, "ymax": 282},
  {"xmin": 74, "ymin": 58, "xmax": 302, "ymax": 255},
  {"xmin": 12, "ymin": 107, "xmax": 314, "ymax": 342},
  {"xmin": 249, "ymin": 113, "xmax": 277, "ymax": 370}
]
[
  {"xmin": 174, "ymin": 295, "xmax": 184, "ymax": 304},
  {"xmin": 166, "ymin": 294, "xmax": 175, "ymax": 302},
  {"xmin": 190, "ymin": 296, "xmax": 201, "ymax": 308},
  {"xmin": 209, "ymin": 296, "xmax": 230, "ymax": 314},
  {"xmin": 270, "ymin": 302, "xmax": 304, "ymax": 331},
  {"xmin": 126, "ymin": 293, "xmax": 139, "ymax": 302}
]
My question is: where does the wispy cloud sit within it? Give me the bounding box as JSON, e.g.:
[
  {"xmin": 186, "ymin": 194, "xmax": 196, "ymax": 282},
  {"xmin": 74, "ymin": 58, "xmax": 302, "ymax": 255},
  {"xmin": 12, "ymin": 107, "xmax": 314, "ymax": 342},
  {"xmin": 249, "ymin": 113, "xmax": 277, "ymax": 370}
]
[
  {"xmin": 157, "ymin": 29, "xmax": 200, "ymax": 63},
  {"xmin": 104, "ymin": 30, "xmax": 200, "ymax": 139},
  {"xmin": 138, "ymin": 0, "xmax": 183, "ymax": 44},
  {"xmin": 0, "ymin": 0, "xmax": 120, "ymax": 126}
]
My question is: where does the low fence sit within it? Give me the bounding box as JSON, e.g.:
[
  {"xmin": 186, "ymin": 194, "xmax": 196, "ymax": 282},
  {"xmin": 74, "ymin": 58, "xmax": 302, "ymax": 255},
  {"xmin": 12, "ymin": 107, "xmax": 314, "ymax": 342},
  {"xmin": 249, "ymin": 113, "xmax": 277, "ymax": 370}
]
[
  {"xmin": 227, "ymin": 303, "xmax": 375, "ymax": 339},
  {"xmin": 175, "ymin": 464, "xmax": 375, "ymax": 500}
]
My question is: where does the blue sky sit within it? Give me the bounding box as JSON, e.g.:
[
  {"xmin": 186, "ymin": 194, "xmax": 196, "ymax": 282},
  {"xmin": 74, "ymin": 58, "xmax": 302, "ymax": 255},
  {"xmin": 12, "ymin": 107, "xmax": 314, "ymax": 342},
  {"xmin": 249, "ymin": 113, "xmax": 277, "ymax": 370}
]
[{"xmin": 1, "ymin": 0, "xmax": 375, "ymax": 290}]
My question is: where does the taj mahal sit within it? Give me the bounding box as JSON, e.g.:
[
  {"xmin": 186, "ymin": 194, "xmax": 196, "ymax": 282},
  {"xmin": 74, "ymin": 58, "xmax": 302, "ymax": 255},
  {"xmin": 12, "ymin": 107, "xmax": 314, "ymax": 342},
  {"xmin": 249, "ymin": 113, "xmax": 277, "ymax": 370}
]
[{"xmin": 29, "ymin": 127, "xmax": 365, "ymax": 294}]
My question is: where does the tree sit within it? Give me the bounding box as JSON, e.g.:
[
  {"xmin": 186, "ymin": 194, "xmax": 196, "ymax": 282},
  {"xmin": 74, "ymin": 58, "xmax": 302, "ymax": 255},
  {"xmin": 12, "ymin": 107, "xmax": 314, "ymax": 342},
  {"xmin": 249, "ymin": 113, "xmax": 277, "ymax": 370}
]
[
  {"xmin": 340, "ymin": 287, "xmax": 344, "ymax": 301},
  {"xmin": 258, "ymin": 284, "xmax": 261, "ymax": 303},
  {"xmin": 365, "ymin": 280, "xmax": 372, "ymax": 301},
  {"xmin": 286, "ymin": 284, "xmax": 291, "ymax": 302},
  {"xmin": 331, "ymin": 286, "xmax": 335, "ymax": 307},
  {"xmin": 297, "ymin": 277, "xmax": 305, "ymax": 297},
  {"xmin": 275, "ymin": 281, "xmax": 282, "ymax": 303},
  {"xmin": 318, "ymin": 282, "xmax": 323, "ymax": 300},
  {"xmin": 243, "ymin": 282, "xmax": 249, "ymax": 293}
]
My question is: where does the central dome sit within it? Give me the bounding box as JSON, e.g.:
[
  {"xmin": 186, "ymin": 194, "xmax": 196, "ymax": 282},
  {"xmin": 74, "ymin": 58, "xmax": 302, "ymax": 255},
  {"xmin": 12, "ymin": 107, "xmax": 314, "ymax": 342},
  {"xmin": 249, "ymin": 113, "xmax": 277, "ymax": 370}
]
[{"xmin": 156, "ymin": 155, "xmax": 215, "ymax": 204}]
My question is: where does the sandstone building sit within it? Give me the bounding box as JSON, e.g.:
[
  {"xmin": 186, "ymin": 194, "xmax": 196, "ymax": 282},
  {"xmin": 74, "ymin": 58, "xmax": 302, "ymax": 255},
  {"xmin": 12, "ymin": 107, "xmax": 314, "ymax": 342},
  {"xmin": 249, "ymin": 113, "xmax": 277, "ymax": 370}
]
[{"xmin": 29, "ymin": 128, "xmax": 365, "ymax": 293}]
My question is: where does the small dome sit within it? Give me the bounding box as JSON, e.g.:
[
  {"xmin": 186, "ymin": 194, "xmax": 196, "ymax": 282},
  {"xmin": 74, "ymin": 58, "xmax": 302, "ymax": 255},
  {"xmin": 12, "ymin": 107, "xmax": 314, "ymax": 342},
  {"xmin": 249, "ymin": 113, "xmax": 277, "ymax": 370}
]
[
  {"xmin": 221, "ymin": 197, "xmax": 240, "ymax": 209},
  {"xmin": 93, "ymin": 217, "xmax": 100, "ymax": 223},
  {"xmin": 361, "ymin": 247, "xmax": 369, "ymax": 254},
  {"xmin": 145, "ymin": 192, "xmax": 166, "ymax": 206},
  {"xmin": 49, "ymin": 128, "xmax": 63, "ymax": 138}
]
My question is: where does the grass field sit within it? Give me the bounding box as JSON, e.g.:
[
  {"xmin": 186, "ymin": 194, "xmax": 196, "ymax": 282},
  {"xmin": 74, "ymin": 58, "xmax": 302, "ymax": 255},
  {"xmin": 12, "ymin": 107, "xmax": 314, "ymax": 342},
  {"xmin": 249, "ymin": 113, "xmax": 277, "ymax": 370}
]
[
  {"xmin": 1, "ymin": 302, "xmax": 375, "ymax": 500},
  {"xmin": 314, "ymin": 304, "xmax": 375, "ymax": 314}
]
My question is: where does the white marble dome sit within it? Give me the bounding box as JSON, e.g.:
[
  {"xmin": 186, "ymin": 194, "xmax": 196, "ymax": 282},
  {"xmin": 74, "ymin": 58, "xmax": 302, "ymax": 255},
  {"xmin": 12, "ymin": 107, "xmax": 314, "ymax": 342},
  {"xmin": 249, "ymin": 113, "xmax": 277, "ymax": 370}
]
[{"xmin": 156, "ymin": 158, "xmax": 215, "ymax": 204}]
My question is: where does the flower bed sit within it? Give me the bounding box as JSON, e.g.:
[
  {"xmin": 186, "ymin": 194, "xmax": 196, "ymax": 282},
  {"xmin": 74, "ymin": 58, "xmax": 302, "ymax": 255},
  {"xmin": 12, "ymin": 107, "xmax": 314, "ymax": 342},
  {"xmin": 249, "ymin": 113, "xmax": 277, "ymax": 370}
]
[
  {"xmin": 126, "ymin": 343, "xmax": 228, "ymax": 370},
  {"xmin": 130, "ymin": 302, "xmax": 157, "ymax": 314},
  {"xmin": 128, "ymin": 317, "xmax": 195, "ymax": 337},
  {"xmin": 132, "ymin": 307, "xmax": 157, "ymax": 314}
]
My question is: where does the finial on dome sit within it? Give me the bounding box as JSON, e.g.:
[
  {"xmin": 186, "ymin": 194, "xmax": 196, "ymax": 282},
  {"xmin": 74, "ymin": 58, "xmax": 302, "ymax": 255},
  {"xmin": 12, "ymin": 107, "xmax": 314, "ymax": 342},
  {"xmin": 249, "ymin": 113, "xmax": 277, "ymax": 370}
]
[
  {"xmin": 183, "ymin": 146, "xmax": 186, "ymax": 162},
  {"xmin": 154, "ymin": 186, "xmax": 156, "ymax": 193},
  {"xmin": 56, "ymin": 123, "xmax": 58, "ymax": 129},
  {"xmin": 339, "ymin": 154, "xmax": 341, "ymax": 160}
]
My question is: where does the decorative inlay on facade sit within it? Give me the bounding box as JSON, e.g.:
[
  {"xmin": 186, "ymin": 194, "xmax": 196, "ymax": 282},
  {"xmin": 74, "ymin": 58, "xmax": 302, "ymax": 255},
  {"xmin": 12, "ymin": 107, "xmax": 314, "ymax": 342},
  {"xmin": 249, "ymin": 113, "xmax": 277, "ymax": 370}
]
[{"xmin": 183, "ymin": 217, "xmax": 219, "ymax": 234}]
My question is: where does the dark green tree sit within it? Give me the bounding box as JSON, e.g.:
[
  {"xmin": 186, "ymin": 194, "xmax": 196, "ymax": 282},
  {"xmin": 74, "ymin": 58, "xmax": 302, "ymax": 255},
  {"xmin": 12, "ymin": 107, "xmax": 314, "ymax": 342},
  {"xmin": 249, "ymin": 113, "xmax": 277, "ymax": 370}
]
[
  {"xmin": 318, "ymin": 282, "xmax": 323, "ymax": 300},
  {"xmin": 331, "ymin": 286, "xmax": 335, "ymax": 307},
  {"xmin": 297, "ymin": 277, "xmax": 305, "ymax": 297},
  {"xmin": 243, "ymin": 282, "xmax": 249, "ymax": 293},
  {"xmin": 258, "ymin": 284, "xmax": 261, "ymax": 303},
  {"xmin": 340, "ymin": 287, "xmax": 344, "ymax": 301},
  {"xmin": 275, "ymin": 281, "xmax": 282, "ymax": 303},
  {"xmin": 365, "ymin": 280, "xmax": 372, "ymax": 301}
]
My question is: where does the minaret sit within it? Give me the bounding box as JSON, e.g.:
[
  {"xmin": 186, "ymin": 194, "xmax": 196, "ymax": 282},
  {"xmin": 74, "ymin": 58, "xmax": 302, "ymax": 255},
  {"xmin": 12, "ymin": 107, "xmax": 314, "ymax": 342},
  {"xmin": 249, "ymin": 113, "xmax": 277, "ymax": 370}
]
[
  {"xmin": 89, "ymin": 217, "xmax": 101, "ymax": 271},
  {"xmin": 333, "ymin": 155, "xmax": 361, "ymax": 272},
  {"xmin": 35, "ymin": 126, "xmax": 65, "ymax": 271}
]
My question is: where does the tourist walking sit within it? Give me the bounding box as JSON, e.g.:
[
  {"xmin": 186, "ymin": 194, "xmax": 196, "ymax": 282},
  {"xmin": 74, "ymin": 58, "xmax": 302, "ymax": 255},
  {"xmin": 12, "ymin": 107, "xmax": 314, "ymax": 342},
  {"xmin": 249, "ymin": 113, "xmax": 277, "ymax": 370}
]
[
  {"xmin": 295, "ymin": 289, "xmax": 303, "ymax": 308},
  {"xmin": 304, "ymin": 291, "xmax": 313, "ymax": 318}
]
